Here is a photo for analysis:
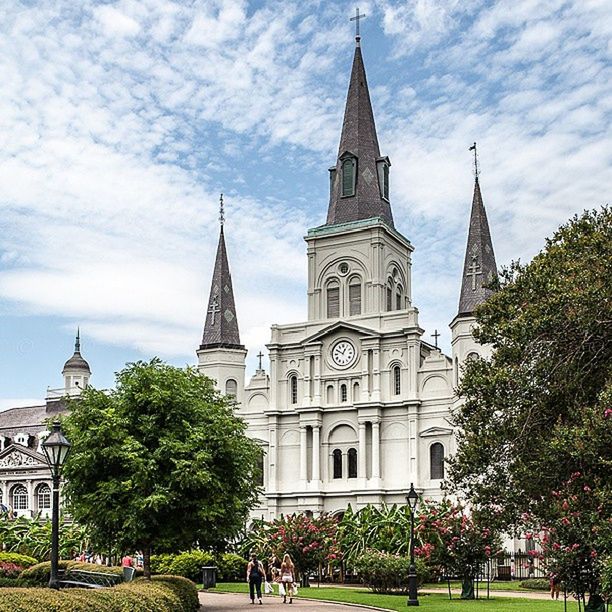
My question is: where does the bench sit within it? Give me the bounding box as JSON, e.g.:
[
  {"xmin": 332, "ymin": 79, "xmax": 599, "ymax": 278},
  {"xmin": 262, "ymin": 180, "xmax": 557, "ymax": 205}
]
[{"xmin": 58, "ymin": 568, "xmax": 122, "ymax": 589}]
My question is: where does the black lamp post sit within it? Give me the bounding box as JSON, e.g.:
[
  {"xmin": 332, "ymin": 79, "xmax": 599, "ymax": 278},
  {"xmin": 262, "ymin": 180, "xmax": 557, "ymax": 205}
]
[
  {"xmin": 42, "ymin": 421, "xmax": 71, "ymax": 590},
  {"xmin": 406, "ymin": 483, "xmax": 419, "ymax": 607}
]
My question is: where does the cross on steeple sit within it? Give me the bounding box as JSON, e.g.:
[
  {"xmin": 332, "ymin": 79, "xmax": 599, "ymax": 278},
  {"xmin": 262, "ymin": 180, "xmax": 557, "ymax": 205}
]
[
  {"xmin": 208, "ymin": 295, "xmax": 220, "ymax": 324},
  {"xmin": 350, "ymin": 7, "xmax": 366, "ymax": 42},
  {"xmin": 257, "ymin": 351, "xmax": 264, "ymax": 371},
  {"xmin": 219, "ymin": 193, "xmax": 225, "ymax": 227},
  {"xmin": 431, "ymin": 329, "xmax": 440, "ymax": 348},
  {"xmin": 466, "ymin": 254, "xmax": 482, "ymax": 291},
  {"xmin": 469, "ymin": 142, "xmax": 479, "ymax": 180}
]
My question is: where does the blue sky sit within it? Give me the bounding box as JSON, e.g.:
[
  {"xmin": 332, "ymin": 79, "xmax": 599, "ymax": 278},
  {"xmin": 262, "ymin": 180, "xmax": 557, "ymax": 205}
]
[{"xmin": 1, "ymin": 0, "xmax": 610, "ymax": 407}]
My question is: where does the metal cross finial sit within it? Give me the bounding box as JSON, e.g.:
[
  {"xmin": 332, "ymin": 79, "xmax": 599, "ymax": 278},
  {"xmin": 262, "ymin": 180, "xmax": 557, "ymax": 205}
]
[
  {"xmin": 257, "ymin": 351, "xmax": 264, "ymax": 371},
  {"xmin": 350, "ymin": 7, "xmax": 366, "ymax": 42},
  {"xmin": 431, "ymin": 329, "xmax": 440, "ymax": 348},
  {"xmin": 469, "ymin": 142, "xmax": 479, "ymax": 180},
  {"xmin": 219, "ymin": 193, "xmax": 225, "ymax": 227},
  {"xmin": 75, "ymin": 327, "xmax": 81, "ymax": 353}
]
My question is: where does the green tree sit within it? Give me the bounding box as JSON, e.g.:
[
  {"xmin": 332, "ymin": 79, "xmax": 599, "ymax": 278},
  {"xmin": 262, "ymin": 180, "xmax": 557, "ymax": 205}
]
[
  {"xmin": 61, "ymin": 359, "xmax": 262, "ymax": 578},
  {"xmin": 448, "ymin": 207, "xmax": 612, "ymax": 600}
]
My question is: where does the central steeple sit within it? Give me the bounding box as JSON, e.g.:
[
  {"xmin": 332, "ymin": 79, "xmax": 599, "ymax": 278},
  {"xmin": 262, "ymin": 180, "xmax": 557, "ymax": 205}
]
[{"xmin": 326, "ymin": 36, "xmax": 394, "ymax": 227}]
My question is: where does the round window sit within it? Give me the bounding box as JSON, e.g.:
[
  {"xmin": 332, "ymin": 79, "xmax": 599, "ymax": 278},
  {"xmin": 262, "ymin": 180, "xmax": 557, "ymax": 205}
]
[{"xmin": 338, "ymin": 262, "xmax": 349, "ymax": 275}]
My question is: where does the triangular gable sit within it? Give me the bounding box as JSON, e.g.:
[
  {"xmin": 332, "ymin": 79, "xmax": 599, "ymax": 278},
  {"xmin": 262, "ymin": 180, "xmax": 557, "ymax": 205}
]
[
  {"xmin": 0, "ymin": 444, "xmax": 47, "ymax": 468},
  {"xmin": 419, "ymin": 427, "xmax": 454, "ymax": 438},
  {"xmin": 303, "ymin": 321, "xmax": 380, "ymax": 345}
]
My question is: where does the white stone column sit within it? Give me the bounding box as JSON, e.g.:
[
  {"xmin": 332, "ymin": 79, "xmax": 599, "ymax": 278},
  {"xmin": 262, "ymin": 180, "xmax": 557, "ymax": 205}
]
[
  {"xmin": 372, "ymin": 348, "xmax": 381, "ymax": 401},
  {"xmin": 27, "ymin": 480, "xmax": 34, "ymax": 517},
  {"xmin": 299, "ymin": 427, "xmax": 308, "ymax": 482},
  {"xmin": 313, "ymin": 354, "xmax": 322, "ymax": 405},
  {"xmin": 1, "ymin": 481, "xmax": 8, "ymax": 507},
  {"xmin": 372, "ymin": 420, "xmax": 381, "ymax": 479},
  {"xmin": 268, "ymin": 417, "xmax": 278, "ymax": 493},
  {"xmin": 358, "ymin": 422, "xmax": 367, "ymax": 478},
  {"xmin": 312, "ymin": 426, "xmax": 320, "ymax": 483}
]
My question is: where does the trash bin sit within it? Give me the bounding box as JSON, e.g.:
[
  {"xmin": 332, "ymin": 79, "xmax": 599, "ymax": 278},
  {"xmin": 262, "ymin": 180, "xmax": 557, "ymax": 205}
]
[
  {"xmin": 300, "ymin": 574, "xmax": 310, "ymax": 588},
  {"xmin": 202, "ymin": 566, "xmax": 217, "ymax": 589}
]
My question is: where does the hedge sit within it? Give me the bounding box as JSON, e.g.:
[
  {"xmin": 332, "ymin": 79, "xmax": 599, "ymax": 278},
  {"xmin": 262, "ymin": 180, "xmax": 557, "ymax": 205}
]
[
  {"xmin": 19, "ymin": 561, "xmax": 141, "ymax": 585},
  {"xmin": 353, "ymin": 550, "xmax": 430, "ymax": 594},
  {"xmin": 217, "ymin": 553, "xmax": 247, "ymax": 582},
  {"xmin": 0, "ymin": 575, "xmax": 199, "ymax": 612},
  {"xmin": 0, "ymin": 554, "xmax": 38, "ymax": 569},
  {"xmin": 518, "ymin": 578, "xmax": 551, "ymax": 590},
  {"xmin": 150, "ymin": 550, "xmax": 214, "ymax": 582}
]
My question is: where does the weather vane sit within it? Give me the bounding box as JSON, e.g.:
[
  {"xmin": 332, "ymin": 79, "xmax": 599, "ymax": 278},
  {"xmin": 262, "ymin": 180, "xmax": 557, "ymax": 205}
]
[
  {"xmin": 219, "ymin": 193, "xmax": 225, "ymax": 227},
  {"xmin": 350, "ymin": 7, "xmax": 366, "ymax": 42},
  {"xmin": 469, "ymin": 142, "xmax": 479, "ymax": 180}
]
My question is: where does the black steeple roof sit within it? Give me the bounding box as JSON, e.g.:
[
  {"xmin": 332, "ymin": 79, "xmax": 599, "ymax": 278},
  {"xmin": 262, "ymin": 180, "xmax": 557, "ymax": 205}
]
[
  {"xmin": 458, "ymin": 178, "xmax": 498, "ymax": 317},
  {"xmin": 200, "ymin": 222, "xmax": 243, "ymax": 350},
  {"xmin": 325, "ymin": 39, "xmax": 394, "ymax": 227},
  {"xmin": 62, "ymin": 329, "xmax": 91, "ymax": 373}
]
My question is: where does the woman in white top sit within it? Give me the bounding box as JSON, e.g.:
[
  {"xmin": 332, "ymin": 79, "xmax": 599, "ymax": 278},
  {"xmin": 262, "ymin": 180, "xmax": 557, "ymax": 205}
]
[{"xmin": 280, "ymin": 553, "xmax": 295, "ymax": 604}]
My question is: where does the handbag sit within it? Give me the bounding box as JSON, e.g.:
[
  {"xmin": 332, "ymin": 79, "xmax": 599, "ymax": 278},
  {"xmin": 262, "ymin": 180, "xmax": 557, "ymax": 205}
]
[
  {"xmin": 278, "ymin": 582, "xmax": 286, "ymax": 597},
  {"xmin": 264, "ymin": 580, "xmax": 273, "ymax": 594}
]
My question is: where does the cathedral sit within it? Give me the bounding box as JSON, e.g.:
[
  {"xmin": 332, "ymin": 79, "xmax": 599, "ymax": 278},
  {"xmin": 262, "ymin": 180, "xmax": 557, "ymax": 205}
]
[
  {"xmin": 0, "ymin": 34, "xmax": 497, "ymax": 522},
  {"xmin": 196, "ymin": 34, "xmax": 497, "ymax": 519}
]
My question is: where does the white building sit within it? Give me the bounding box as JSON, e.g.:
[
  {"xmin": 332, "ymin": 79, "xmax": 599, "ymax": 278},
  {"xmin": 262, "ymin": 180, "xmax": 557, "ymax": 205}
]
[{"xmin": 197, "ymin": 36, "xmax": 498, "ymax": 519}]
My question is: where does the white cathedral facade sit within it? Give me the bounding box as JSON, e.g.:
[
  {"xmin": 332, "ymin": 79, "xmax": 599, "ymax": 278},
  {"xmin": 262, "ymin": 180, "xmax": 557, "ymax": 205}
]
[
  {"xmin": 196, "ymin": 36, "xmax": 498, "ymax": 519},
  {"xmin": 0, "ymin": 36, "xmax": 498, "ymax": 523}
]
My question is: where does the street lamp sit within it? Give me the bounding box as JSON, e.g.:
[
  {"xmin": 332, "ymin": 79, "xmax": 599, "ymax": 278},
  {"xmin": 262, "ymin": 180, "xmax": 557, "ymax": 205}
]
[
  {"xmin": 406, "ymin": 483, "xmax": 419, "ymax": 607},
  {"xmin": 42, "ymin": 421, "xmax": 71, "ymax": 590}
]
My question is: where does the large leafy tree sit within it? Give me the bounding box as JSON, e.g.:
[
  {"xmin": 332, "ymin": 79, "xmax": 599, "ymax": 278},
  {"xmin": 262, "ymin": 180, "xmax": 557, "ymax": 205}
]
[
  {"xmin": 448, "ymin": 208, "xmax": 612, "ymax": 598},
  {"xmin": 61, "ymin": 359, "xmax": 262, "ymax": 577}
]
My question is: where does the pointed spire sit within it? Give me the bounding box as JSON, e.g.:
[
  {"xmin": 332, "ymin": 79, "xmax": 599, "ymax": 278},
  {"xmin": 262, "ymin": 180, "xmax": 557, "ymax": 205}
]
[
  {"xmin": 326, "ymin": 38, "xmax": 394, "ymax": 227},
  {"xmin": 75, "ymin": 327, "xmax": 81, "ymax": 353},
  {"xmin": 200, "ymin": 196, "xmax": 243, "ymax": 350},
  {"xmin": 63, "ymin": 328, "xmax": 90, "ymax": 373},
  {"xmin": 458, "ymin": 174, "xmax": 498, "ymax": 317}
]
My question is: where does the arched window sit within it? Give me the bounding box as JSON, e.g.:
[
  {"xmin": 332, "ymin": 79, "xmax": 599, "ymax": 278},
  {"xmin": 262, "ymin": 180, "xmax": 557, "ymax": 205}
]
[
  {"xmin": 352, "ymin": 382, "xmax": 360, "ymax": 402},
  {"xmin": 326, "ymin": 385, "xmax": 334, "ymax": 404},
  {"xmin": 255, "ymin": 448, "xmax": 265, "ymax": 487},
  {"xmin": 396, "ymin": 285, "xmax": 403, "ymax": 311},
  {"xmin": 289, "ymin": 375, "xmax": 298, "ymax": 405},
  {"xmin": 341, "ymin": 157, "xmax": 356, "ymax": 197},
  {"xmin": 466, "ymin": 352, "xmax": 479, "ymax": 361},
  {"xmin": 11, "ymin": 485, "xmax": 28, "ymax": 510},
  {"xmin": 36, "ymin": 484, "xmax": 51, "ymax": 510},
  {"xmin": 393, "ymin": 365, "xmax": 401, "ymax": 396},
  {"xmin": 225, "ymin": 378, "xmax": 237, "ymax": 398},
  {"xmin": 386, "ymin": 280, "xmax": 393, "ymax": 311},
  {"xmin": 327, "ymin": 280, "xmax": 340, "ymax": 318},
  {"xmin": 333, "ymin": 449, "xmax": 342, "ymax": 479},
  {"xmin": 454, "ymin": 356, "xmax": 459, "ymax": 386},
  {"xmin": 348, "ymin": 448, "xmax": 358, "ymax": 478},
  {"xmin": 340, "ymin": 384, "xmax": 348, "ymax": 403},
  {"xmin": 430, "ymin": 443, "xmax": 445, "ymax": 480},
  {"xmin": 349, "ymin": 277, "xmax": 361, "ymax": 316},
  {"xmin": 382, "ymin": 163, "xmax": 389, "ymax": 200}
]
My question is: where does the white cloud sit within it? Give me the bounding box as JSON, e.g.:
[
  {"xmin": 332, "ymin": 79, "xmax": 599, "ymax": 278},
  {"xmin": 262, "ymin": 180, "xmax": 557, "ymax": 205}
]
[{"xmin": 95, "ymin": 5, "xmax": 141, "ymax": 37}]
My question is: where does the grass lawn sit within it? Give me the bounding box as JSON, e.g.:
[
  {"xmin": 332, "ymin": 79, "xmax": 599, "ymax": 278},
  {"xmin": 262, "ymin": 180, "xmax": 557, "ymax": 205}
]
[
  {"xmin": 422, "ymin": 581, "xmax": 547, "ymax": 592},
  {"xmin": 208, "ymin": 582, "xmax": 568, "ymax": 611}
]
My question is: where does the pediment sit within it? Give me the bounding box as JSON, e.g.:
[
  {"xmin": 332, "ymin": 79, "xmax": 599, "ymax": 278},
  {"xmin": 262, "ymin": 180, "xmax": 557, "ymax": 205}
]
[
  {"xmin": 0, "ymin": 445, "xmax": 46, "ymax": 468},
  {"xmin": 303, "ymin": 322, "xmax": 380, "ymax": 345},
  {"xmin": 339, "ymin": 150, "xmax": 357, "ymax": 160},
  {"xmin": 419, "ymin": 427, "xmax": 454, "ymax": 438}
]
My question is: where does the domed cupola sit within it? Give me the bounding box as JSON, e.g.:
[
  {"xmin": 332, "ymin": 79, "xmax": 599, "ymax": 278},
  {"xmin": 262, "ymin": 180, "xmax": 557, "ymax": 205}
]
[{"xmin": 62, "ymin": 329, "xmax": 91, "ymax": 394}]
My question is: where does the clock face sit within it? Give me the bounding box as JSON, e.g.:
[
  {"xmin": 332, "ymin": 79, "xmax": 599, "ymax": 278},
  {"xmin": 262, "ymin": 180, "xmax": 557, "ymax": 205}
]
[{"xmin": 332, "ymin": 340, "xmax": 356, "ymax": 367}]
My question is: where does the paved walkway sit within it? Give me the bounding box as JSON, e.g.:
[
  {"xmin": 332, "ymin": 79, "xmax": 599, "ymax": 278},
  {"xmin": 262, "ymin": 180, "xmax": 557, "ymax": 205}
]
[{"xmin": 199, "ymin": 592, "xmax": 385, "ymax": 611}]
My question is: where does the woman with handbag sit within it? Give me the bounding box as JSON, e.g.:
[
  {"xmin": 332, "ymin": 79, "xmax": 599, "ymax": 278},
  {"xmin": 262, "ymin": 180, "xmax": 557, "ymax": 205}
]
[
  {"xmin": 280, "ymin": 554, "xmax": 295, "ymax": 604},
  {"xmin": 246, "ymin": 553, "xmax": 265, "ymax": 605}
]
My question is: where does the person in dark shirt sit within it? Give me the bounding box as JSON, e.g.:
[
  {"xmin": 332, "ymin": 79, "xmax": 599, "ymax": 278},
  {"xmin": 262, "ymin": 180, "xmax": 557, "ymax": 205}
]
[{"xmin": 246, "ymin": 553, "xmax": 265, "ymax": 605}]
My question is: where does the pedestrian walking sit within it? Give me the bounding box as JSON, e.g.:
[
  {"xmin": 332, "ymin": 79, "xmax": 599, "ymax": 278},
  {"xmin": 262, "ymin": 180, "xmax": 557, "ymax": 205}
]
[
  {"xmin": 280, "ymin": 553, "xmax": 295, "ymax": 604},
  {"xmin": 247, "ymin": 553, "xmax": 265, "ymax": 605}
]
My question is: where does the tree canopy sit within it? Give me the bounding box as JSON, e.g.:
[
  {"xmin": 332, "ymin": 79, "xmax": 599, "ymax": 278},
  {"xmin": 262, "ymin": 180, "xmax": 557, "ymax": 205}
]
[
  {"xmin": 61, "ymin": 359, "xmax": 262, "ymax": 576},
  {"xmin": 448, "ymin": 206, "xmax": 612, "ymax": 527}
]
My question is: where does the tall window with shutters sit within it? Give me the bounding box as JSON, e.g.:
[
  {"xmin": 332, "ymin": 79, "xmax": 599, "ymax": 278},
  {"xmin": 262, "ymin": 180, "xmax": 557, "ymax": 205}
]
[
  {"xmin": 327, "ymin": 281, "xmax": 340, "ymax": 318},
  {"xmin": 349, "ymin": 279, "xmax": 361, "ymax": 316},
  {"xmin": 430, "ymin": 443, "xmax": 445, "ymax": 479},
  {"xmin": 289, "ymin": 375, "xmax": 298, "ymax": 405},
  {"xmin": 348, "ymin": 448, "xmax": 358, "ymax": 478},
  {"xmin": 396, "ymin": 285, "xmax": 403, "ymax": 310},
  {"xmin": 393, "ymin": 365, "xmax": 401, "ymax": 396},
  {"xmin": 340, "ymin": 384, "xmax": 348, "ymax": 403},
  {"xmin": 386, "ymin": 281, "xmax": 393, "ymax": 312},
  {"xmin": 225, "ymin": 378, "xmax": 237, "ymax": 398},
  {"xmin": 11, "ymin": 485, "xmax": 28, "ymax": 510},
  {"xmin": 341, "ymin": 157, "xmax": 356, "ymax": 197},
  {"xmin": 333, "ymin": 449, "xmax": 342, "ymax": 479}
]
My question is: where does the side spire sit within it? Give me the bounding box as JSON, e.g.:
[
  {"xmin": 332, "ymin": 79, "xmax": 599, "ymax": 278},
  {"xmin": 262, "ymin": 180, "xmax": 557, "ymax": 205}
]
[
  {"xmin": 458, "ymin": 147, "xmax": 497, "ymax": 316},
  {"xmin": 200, "ymin": 195, "xmax": 243, "ymax": 350},
  {"xmin": 325, "ymin": 27, "xmax": 394, "ymax": 227},
  {"xmin": 75, "ymin": 327, "xmax": 81, "ymax": 353}
]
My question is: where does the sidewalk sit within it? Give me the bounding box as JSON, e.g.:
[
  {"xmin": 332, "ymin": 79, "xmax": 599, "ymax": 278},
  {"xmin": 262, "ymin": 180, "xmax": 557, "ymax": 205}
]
[{"xmin": 199, "ymin": 591, "xmax": 388, "ymax": 611}]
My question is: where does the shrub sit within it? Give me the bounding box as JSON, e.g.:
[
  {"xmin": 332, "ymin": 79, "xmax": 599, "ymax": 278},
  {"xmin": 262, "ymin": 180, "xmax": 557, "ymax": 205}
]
[
  {"xmin": 518, "ymin": 578, "xmax": 550, "ymax": 590},
  {"xmin": 217, "ymin": 553, "xmax": 247, "ymax": 582},
  {"xmin": 168, "ymin": 551, "xmax": 215, "ymax": 582},
  {"xmin": 19, "ymin": 561, "xmax": 129, "ymax": 586},
  {"xmin": 0, "ymin": 575, "xmax": 199, "ymax": 611},
  {"xmin": 353, "ymin": 550, "xmax": 429, "ymax": 594},
  {"xmin": 150, "ymin": 553, "xmax": 175, "ymax": 575},
  {"xmin": 0, "ymin": 554, "xmax": 38, "ymax": 569}
]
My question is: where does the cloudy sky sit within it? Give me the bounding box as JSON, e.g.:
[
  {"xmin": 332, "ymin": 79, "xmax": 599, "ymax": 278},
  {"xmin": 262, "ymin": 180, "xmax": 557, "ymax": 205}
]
[{"xmin": 1, "ymin": 0, "xmax": 610, "ymax": 408}]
